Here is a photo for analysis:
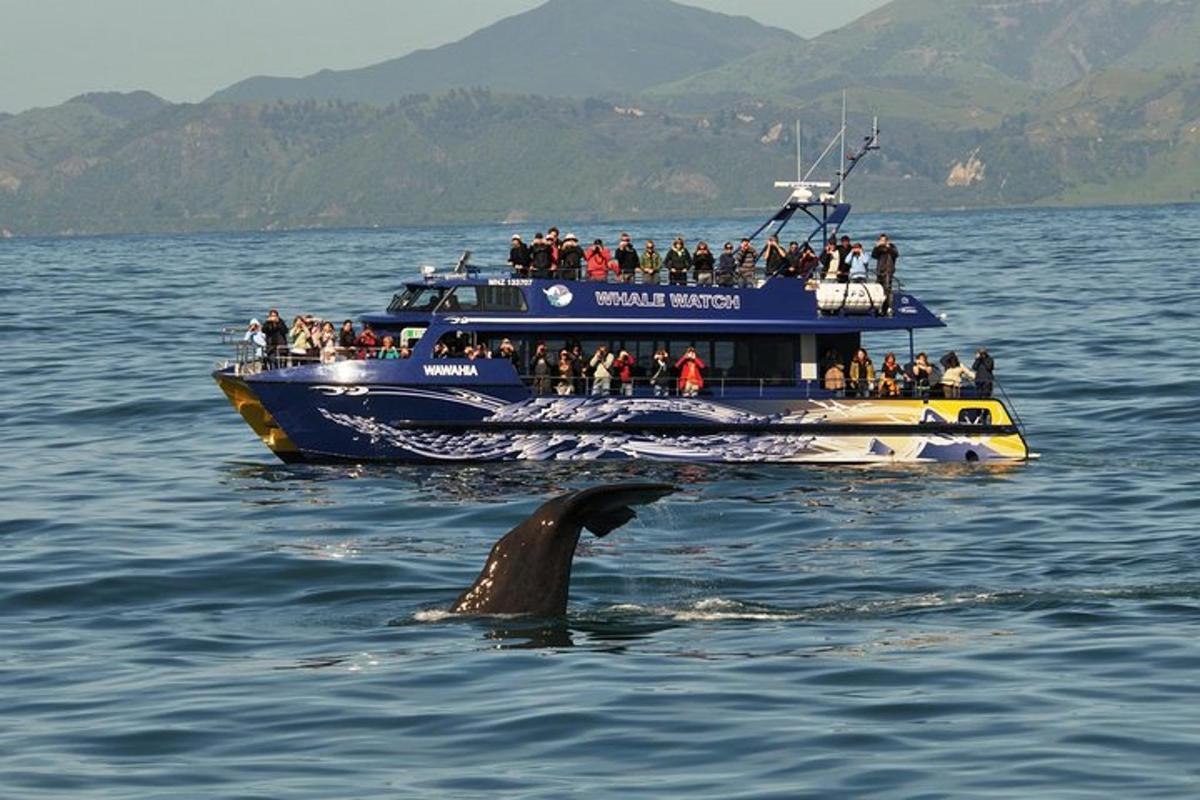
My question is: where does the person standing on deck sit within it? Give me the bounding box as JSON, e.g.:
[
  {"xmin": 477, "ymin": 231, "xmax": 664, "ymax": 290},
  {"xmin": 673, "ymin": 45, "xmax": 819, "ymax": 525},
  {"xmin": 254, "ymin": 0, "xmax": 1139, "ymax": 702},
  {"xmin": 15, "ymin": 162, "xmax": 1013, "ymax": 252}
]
[
  {"xmin": 762, "ymin": 234, "xmax": 787, "ymax": 277},
  {"xmin": 733, "ymin": 238, "xmax": 758, "ymax": 287},
  {"xmin": 820, "ymin": 240, "xmax": 840, "ymax": 281},
  {"xmin": 798, "ymin": 243, "xmax": 821, "ymax": 280},
  {"xmin": 615, "ymin": 233, "xmax": 640, "ymax": 284},
  {"xmin": 590, "ymin": 345, "xmax": 614, "ymax": 395},
  {"xmin": 972, "ymin": 348, "xmax": 995, "ymax": 398},
  {"xmin": 781, "ymin": 241, "xmax": 803, "ymax": 278},
  {"xmin": 639, "ymin": 240, "xmax": 662, "ymax": 284},
  {"xmin": 871, "ymin": 233, "xmax": 899, "ymax": 314},
  {"xmin": 846, "ymin": 242, "xmax": 870, "ymax": 281},
  {"xmin": 529, "ymin": 232, "xmax": 554, "ymax": 278},
  {"xmin": 586, "ymin": 239, "xmax": 616, "ymax": 282},
  {"xmin": 558, "ymin": 234, "xmax": 584, "ymax": 280},
  {"xmin": 837, "ymin": 235, "xmax": 853, "ymax": 282},
  {"xmin": 508, "ymin": 234, "xmax": 531, "ymax": 277},
  {"xmin": 848, "ymin": 348, "xmax": 874, "ymax": 398},
  {"xmin": 675, "ymin": 347, "xmax": 706, "ymax": 397},
  {"xmin": 261, "ymin": 309, "xmax": 288, "ymax": 368},
  {"xmin": 530, "ymin": 343, "xmax": 552, "ymax": 395},
  {"xmin": 546, "ymin": 227, "xmax": 561, "ymax": 273},
  {"xmin": 716, "ymin": 242, "xmax": 737, "ymax": 287},
  {"xmin": 651, "ymin": 349, "xmax": 671, "ymax": 396},
  {"xmin": 665, "ymin": 238, "xmax": 692, "ymax": 286},
  {"xmin": 692, "ymin": 241, "xmax": 715, "ymax": 286}
]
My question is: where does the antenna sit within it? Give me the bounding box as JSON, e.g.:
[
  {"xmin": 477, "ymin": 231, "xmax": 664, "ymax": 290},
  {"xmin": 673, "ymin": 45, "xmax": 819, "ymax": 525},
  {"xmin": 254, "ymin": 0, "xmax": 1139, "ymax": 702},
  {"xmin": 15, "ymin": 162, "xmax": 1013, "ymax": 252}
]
[
  {"xmin": 838, "ymin": 91, "xmax": 847, "ymax": 204},
  {"xmin": 796, "ymin": 120, "xmax": 802, "ymax": 182}
]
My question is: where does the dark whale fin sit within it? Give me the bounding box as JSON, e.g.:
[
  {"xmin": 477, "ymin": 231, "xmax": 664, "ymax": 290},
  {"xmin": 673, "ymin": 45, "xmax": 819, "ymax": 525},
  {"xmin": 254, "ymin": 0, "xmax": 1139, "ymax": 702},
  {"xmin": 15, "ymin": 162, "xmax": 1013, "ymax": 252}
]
[
  {"xmin": 450, "ymin": 483, "xmax": 677, "ymax": 617},
  {"xmin": 563, "ymin": 483, "xmax": 677, "ymax": 537}
]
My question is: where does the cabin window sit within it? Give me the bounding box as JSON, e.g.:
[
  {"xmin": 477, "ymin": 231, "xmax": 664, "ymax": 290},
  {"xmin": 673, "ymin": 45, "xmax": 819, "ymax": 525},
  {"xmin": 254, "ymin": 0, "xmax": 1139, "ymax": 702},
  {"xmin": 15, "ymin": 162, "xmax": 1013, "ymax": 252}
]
[
  {"xmin": 480, "ymin": 333, "xmax": 802, "ymax": 385},
  {"xmin": 440, "ymin": 285, "xmax": 528, "ymax": 313},
  {"xmin": 389, "ymin": 287, "xmax": 447, "ymax": 312},
  {"xmin": 958, "ymin": 408, "xmax": 992, "ymax": 425}
]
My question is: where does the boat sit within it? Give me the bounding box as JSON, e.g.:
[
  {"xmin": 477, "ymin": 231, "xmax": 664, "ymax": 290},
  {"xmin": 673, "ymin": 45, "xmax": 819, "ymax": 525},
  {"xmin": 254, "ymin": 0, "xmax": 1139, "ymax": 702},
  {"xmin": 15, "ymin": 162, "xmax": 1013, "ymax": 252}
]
[{"xmin": 214, "ymin": 120, "xmax": 1029, "ymax": 465}]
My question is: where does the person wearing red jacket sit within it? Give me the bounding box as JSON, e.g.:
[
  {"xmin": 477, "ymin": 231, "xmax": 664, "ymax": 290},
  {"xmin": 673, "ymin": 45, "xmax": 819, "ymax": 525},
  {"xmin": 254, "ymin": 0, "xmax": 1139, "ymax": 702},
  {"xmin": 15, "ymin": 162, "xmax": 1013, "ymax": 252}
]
[
  {"xmin": 675, "ymin": 347, "xmax": 706, "ymax": 397},
  {"xmin": 611, "ymin": 349, "xmax": 635, "ymax": 396},
  {"xmin": 585, "ymin": 239, "xmax": 616, "ymax": 282}
]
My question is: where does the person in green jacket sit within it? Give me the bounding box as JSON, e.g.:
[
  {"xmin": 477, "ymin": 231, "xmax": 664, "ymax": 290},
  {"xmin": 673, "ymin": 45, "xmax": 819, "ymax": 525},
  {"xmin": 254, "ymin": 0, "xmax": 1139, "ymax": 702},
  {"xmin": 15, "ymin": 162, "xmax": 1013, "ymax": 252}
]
[{"xmin": 639, "ymin": 239, "xmax": 662, "ymax": 284}]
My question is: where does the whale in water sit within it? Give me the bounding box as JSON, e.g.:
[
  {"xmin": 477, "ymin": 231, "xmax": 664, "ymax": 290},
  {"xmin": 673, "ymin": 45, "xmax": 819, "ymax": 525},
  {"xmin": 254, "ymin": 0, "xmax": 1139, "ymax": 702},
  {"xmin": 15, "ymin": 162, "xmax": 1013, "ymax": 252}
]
[{"xmin": 451, "ymin": 483, "xmax": 677, "ymax": 616}]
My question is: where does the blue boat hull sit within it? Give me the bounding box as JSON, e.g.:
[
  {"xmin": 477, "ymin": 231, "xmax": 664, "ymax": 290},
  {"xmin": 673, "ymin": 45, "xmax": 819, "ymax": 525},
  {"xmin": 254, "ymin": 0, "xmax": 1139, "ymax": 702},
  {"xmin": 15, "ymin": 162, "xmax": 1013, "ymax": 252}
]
[{"xmin": 215, "ymin": 368, "xmax": 1029, "ymax": 464}]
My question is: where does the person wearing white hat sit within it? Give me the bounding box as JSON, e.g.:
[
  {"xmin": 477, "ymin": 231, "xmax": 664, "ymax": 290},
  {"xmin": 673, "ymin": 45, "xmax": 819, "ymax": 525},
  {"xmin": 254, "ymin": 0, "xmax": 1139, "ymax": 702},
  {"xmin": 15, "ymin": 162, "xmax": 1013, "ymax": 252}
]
[
  {"xmin": 243, "ymin": 318, "xmax": 266, "ymax": 362},
  {"xmin": 558, "ymin": 233, "xmax": 583, "ymax": 280}
]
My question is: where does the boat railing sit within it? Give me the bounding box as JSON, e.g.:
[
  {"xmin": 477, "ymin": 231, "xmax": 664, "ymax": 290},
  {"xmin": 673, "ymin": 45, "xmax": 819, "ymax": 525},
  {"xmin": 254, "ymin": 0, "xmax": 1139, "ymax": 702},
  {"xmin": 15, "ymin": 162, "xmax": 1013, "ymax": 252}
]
[
  {"xmin": 993, "ymin": 379, "xmax": 1028, "ymax": 438},
  {"xmin": 220, "ymin": 328, "xmax": 401, "ymax": 375}
]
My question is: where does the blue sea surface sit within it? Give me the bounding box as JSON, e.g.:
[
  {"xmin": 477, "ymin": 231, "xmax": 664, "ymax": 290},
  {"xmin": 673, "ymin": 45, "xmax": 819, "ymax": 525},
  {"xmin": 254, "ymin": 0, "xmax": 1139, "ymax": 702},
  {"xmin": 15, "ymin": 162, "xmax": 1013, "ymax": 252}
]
[{"xmin": 3, "ymin": 204, "xmax": 1200, "ymax": 798}]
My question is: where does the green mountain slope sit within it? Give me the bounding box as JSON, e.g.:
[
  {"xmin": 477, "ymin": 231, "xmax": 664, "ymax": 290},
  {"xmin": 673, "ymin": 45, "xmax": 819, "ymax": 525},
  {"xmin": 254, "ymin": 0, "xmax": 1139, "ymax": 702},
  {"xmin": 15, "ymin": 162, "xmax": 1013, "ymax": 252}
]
[
  {"xmin": 208, "ymin": 0, "xmax": 799, "ymax": 105},
  {"xmin": 2, "ymin": 0, "xmax": 1198, "ymax": 236},
  {"xmin": 649, "ymin": 0, "xmax": 1200, "ymax": 127}
]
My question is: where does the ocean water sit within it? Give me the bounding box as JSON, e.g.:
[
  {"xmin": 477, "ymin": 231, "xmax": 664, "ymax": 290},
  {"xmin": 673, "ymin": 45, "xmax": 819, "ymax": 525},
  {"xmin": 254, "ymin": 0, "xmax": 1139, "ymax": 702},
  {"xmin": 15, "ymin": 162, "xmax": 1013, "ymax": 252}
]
[{"xmin": 3, "ymin": 204, "xmax": 1200, "ymax": 798}]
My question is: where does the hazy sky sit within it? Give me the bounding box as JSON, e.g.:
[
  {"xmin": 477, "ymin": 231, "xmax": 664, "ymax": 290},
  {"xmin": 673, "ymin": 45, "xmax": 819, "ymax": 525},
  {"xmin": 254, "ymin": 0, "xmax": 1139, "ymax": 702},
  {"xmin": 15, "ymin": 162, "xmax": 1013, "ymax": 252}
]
[{"xmin": 0, "ymin": 0, "xmax": 888, "ymax": 114}]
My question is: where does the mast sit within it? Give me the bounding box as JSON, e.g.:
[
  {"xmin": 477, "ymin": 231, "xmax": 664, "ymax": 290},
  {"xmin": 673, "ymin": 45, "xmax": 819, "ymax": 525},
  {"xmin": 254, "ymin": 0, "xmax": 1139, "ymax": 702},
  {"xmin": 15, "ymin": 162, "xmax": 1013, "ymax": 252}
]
[
  {"xmin": 838, "ymin": 91, "xmax": 847, "ymax": 204},
  {"xmin": 796, "ymin": 120, "xmax": 802, "ymax": 182}
]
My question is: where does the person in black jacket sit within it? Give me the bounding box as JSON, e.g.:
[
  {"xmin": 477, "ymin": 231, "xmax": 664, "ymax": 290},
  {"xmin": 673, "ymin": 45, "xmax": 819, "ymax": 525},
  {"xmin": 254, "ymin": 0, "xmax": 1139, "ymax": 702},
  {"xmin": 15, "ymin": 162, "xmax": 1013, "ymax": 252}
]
[
  {"xmin": 972, "ymin": 348, "xmax": 995, "ymax": 398},
  {"xmin": 871, "ymin": 233, "xmax": 899, "ymax": 314},
  {"xmin": 664, "ymin": 238, "xmax": 692, "ymax": 286},
  {"xmin": 261, "ymin": 308, "xmax": 289, "ymax": 369},
  {"xmin": 558, "ymin": 234, "xmax": 583, "ymax": 280},
  {"xmin": 762, "ymin": 234, "xmax": 787, "ymax": 277},
  {"xmin": 716, "ymin": 242, "xmax": 736, "ymax": 287},
  {"xmin": 836, "ymin": 234, "xmax": 853, "ymax": 281},
  {"xmin": 529, "ymin": 232, "xmax": 554, "ymax": 279},
  {"xmin": 692, "ymin": 241, "xmax": 715, "ymax": 285},
  {"xmin": 508, "ymin": 234, "xmax": 531, "ymax": 277},
  {"xmin": 614, "ymin": 233, "xmax": 640, "ymax": 283}
]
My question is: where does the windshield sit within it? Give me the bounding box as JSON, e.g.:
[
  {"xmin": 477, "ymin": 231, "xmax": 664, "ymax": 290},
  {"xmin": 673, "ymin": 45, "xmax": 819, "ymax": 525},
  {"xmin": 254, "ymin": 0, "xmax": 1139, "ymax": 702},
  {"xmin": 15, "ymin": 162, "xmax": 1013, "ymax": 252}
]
[{"xmin": 388, "ymin": 287, "xmax": 446, "ymax": 312}]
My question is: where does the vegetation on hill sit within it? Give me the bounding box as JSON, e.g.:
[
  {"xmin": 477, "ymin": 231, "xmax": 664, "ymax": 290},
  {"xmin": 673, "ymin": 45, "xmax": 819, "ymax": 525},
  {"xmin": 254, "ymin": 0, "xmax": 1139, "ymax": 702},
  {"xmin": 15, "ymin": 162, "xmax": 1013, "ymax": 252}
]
[
  {"xmin": 209, "ymin": 0, "xmax": 799, "ymax": 105},
  {"xmin": 1, "ymin": 0, "xmax": 1198, "ymax": 236}
]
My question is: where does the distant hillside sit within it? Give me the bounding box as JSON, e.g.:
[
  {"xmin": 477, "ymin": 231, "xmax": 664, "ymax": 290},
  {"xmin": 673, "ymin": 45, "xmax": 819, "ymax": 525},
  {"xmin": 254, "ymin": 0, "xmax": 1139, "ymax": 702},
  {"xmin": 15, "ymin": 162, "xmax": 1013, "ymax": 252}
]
[
  {"xmin": 68, "ymin": 91, "xmax": 170, "ymax": 122},
  {"xmin": 2, "ymin": 0, "xmax": 1199, "ymax": 237},
  {"xmin": 2, "ymin": 74, "xmax": 1198, "ymax": 237},
  {"xmin": 649, "ymin": 0, "xmax": 1200, "ymax": 127},
  {"xmin": 209, "ymin": 0, "xmax": 799, "ymax": 105}
]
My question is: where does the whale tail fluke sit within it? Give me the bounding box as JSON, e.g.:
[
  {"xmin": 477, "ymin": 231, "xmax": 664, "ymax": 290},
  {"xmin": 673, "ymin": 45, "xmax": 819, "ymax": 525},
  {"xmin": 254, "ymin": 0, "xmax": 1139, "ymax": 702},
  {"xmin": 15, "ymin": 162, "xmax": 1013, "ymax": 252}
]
[
  {"xmin": 450, "ymin": 483, "xmax": 678, "ymax": 616},
  {"xmin": 564, "ymin": 483, "xmax": 678, "ymax": 537}
]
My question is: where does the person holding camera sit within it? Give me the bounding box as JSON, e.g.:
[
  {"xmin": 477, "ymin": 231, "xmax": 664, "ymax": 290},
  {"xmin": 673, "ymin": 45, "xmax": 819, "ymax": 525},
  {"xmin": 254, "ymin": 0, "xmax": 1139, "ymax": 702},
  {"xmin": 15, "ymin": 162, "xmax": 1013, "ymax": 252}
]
[
  {"xmin": 589, "ymin": 345, "xmax": 614, "ymax": 395},
  {"xmin": 972, "ymin": 348, "xmax": 995, "ymax": 398},
  {"xmin": 675, "ymin": 347, "xmax": 706, "ymax": 397},
  {"xmin": 586, "ymin": 239, "xmax": 616, "ymax": 282},
  {"xmin": 611, "ymin": 349, "xmax": 635, "ymax": 396},
  {"xmin": 871, "ymin": 233, "xmax": 899, "ymax": 314},
  {"xmin": 762, "ymin": 234, "xmax": 787, "ymax": 277},
  {"xmin": 558, "ymin": 234, "xmax": 584, "ymax": 280},
  {"xmin": 651, "ymin": 349, "xmax": 672, "ymax": 396}
]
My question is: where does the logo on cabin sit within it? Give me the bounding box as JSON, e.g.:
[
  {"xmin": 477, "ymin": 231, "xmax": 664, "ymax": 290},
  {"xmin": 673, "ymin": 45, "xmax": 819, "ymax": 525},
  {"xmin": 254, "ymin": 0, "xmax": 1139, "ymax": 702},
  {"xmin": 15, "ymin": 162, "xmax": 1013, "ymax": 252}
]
[
  {"xmin": 423, "ymin": 364, "xmax": 479, "ymax": 377},
  {"xmin": 543, "ymin": 284, "xmax": 574, "ymax": 308}
]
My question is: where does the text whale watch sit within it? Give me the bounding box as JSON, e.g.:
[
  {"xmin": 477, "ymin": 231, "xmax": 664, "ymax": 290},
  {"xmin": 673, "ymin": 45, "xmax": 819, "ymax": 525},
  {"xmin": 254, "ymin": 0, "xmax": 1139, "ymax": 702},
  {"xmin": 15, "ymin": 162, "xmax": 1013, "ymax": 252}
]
[{"xmin": 215, "ymin": 119, "xmax": 1028, "ymax": 465}]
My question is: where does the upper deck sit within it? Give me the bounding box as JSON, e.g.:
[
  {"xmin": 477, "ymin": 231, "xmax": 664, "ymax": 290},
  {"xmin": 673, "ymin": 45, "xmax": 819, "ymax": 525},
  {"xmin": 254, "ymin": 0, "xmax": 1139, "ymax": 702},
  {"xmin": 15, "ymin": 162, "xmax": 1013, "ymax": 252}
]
[{"xmin": 363, "ymin": 273, "xmax": 943, "ymax": 337}]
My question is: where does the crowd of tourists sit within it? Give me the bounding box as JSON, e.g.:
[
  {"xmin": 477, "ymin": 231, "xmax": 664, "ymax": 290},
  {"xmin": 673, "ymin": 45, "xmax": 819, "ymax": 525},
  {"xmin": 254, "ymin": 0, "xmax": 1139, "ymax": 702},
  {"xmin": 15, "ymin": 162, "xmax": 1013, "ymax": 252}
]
[
  {"xmin": 506, "ymin": 227, "xmax": 899, "ymax": 292},
  {"xmin": 243, "ymin": 309, "xmax": 411, "ymax": 368},
  {"xmin": 821, "ymin": 348, "xmax": 996, "ymax": 399}
]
